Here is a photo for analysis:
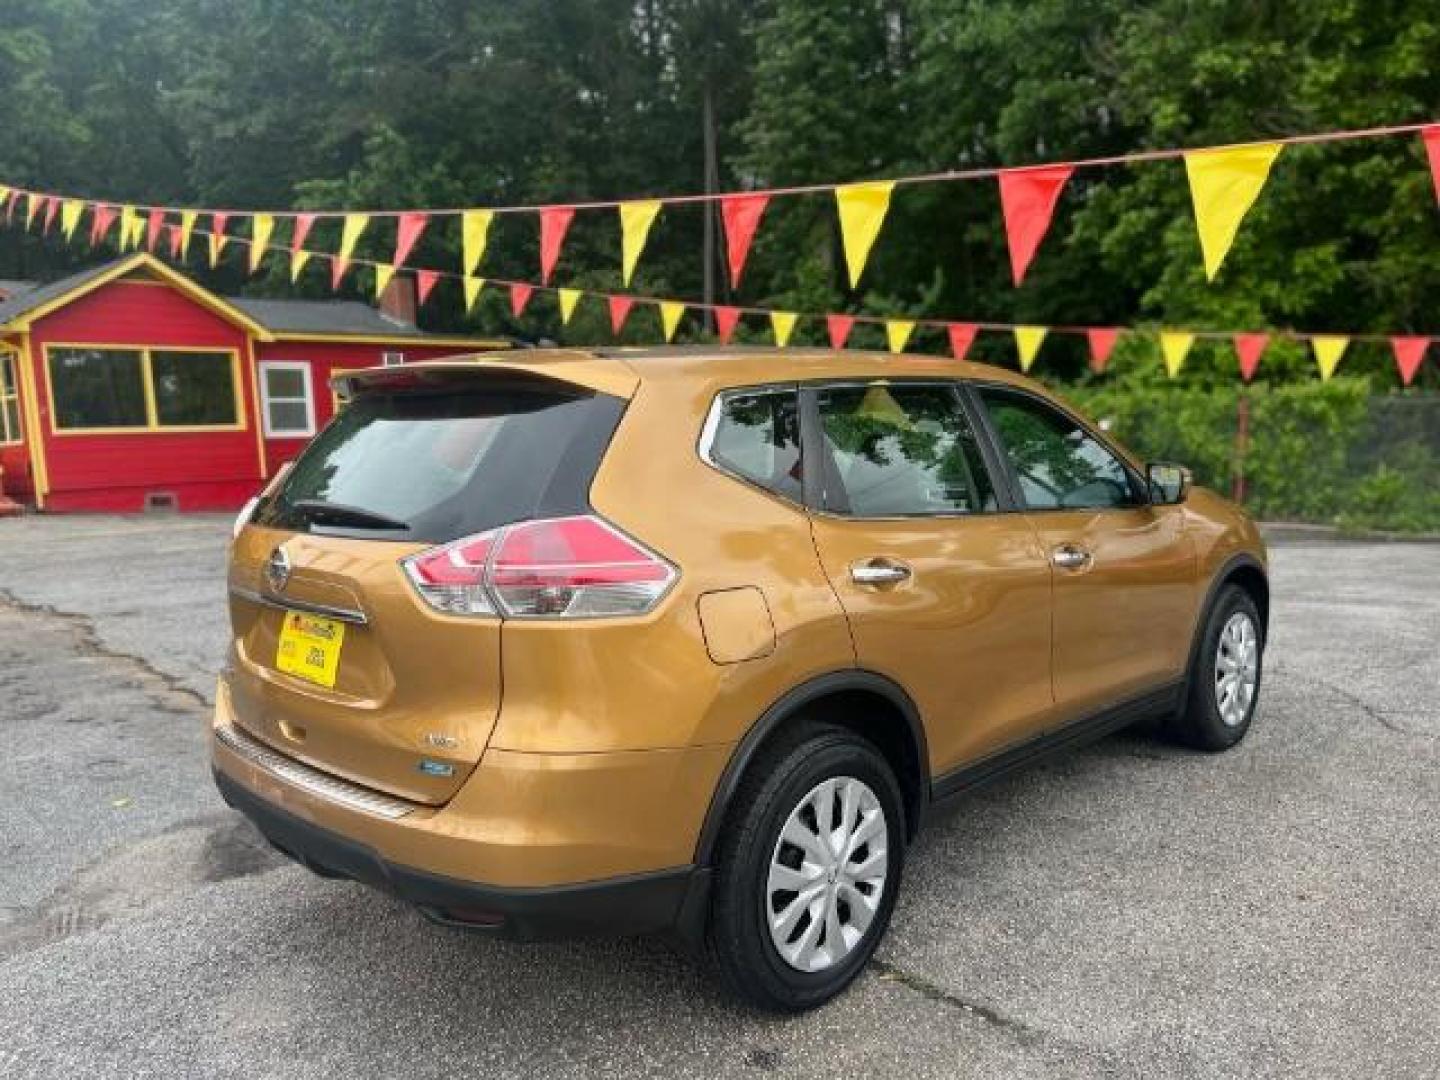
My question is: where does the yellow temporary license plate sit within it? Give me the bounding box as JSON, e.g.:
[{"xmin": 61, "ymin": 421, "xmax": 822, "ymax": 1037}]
[{"xmin": 276, "ymin": 611, "xmax": 346, "ymax": 689}]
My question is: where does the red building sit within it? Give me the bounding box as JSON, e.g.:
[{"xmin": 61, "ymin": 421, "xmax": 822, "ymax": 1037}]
[{"xmin": 0, "ymin": 253, "xmax": 506, "ymax": 511}]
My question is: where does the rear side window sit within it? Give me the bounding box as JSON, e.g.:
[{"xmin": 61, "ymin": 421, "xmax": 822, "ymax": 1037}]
[
  {"xmin": 704, "ymin": 388, "xmax": 802, "ymax": 501},
  {"xmin": 815, "ymin": 383, "xmax": 997, "ymax": 517},
  {"xmin": 253, "ymin": 382, "xmax": 624, "ymax": 543}
]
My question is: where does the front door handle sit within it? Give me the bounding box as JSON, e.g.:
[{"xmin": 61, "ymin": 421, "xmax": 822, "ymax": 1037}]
[
  {"xmin": 1051, "ymin": 544, "xmax": 1092, "ymax": 571},
  {"xmin": 851, "ymin": 559, "xmax": 912, "ymax": 586}
]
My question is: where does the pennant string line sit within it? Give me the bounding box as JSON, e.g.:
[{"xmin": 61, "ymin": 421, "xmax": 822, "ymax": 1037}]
[{"xmin": 1, "ymin": 120, "xmax": 1434, "ymax": 220}]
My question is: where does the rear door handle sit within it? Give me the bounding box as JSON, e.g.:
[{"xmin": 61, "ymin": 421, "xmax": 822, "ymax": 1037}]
[
  {"xmin": 851, "ymin": 559, "xmax": 912, "ymax": 586},
  {"xmin": 1051, "ymin": 544, "xmax": 1092, "ymax": 570}
]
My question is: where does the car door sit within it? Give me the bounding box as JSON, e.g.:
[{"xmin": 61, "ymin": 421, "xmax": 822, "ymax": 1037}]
[
  {"xmin": 972, "ymin": 385, "xmax": 1197, "ymax": 718},
  {"xmin": 802, "ymin": 380, "xmax": 1057, "ymax": 776}
]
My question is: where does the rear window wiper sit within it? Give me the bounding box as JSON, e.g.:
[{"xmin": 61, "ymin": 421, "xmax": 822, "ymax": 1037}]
[{"xmin": 290, "ymin": 499, "xmax": 411, "ymax": 531}]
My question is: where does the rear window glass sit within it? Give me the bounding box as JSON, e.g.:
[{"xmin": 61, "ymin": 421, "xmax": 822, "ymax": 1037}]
[
  {"xmin": 253, "ymin": 383, "xmax": 624, "ymax": 543},
  {"xmin": 705, "ymin": 388, "xmax": 802, "ymax": 501}
]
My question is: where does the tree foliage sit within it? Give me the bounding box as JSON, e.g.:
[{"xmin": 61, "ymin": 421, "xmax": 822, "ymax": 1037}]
[{"xmin": 1, "ymin": 0, "xmax": 1438, "ymax": 387}]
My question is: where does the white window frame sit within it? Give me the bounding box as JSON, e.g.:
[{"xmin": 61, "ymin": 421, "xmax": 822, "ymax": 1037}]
[
  {"xmin": 0, "ymin": 350, "xmax": 22, "ymax": 446},
  {"xmin": 259, "ymin": 360, "xmax": 316, "ymax": 438}
]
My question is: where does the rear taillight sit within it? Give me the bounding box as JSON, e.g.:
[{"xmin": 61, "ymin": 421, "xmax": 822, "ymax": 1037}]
[{"xmin": 401, "ymin": 515, "xmax": 676, "ymax": 619}]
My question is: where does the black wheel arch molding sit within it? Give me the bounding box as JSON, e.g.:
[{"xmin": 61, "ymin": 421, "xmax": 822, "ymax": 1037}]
[
  {"xmin": 691, "ymin": 669, "xmax": 930, "ymax": 869},
  {"xmin": 1183, "ymin": 551, "xmax": 1269, "ymax": 693}
]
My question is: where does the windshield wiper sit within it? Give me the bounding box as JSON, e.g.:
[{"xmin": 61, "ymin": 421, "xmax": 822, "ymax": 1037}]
[{"xmin": 290, "ymin": 499, "xmax": 410, "ymax": 531}]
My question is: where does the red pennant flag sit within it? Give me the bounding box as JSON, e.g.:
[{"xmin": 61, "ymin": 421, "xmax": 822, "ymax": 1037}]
[
  {"xmin": 827, "ymin": 314, "xmax": 855, "ymax": 350},
  {"xmin": 1087, "ymin": 328, "xmax": 1121, "ymax": 373},
  {"xmin": 212, "ymin": 211, "xmax": 229, "ymax": 242},
  {"xmin": 608, "ymin": 296, "xmax": 634, "ymax": 336},
  {"xmin": 146, "ymin": 209, "xmax": 166, "ymax": 252},
  {"xmin": 1422, "ymin": 126, "xmax": 1440, "ymax": 204},
  {"xmin": 539, "ymin": 206, "xmax": 575, "ymax": 285},
  {"xmin": 720, "ymin": 193, "xmax": 770, "ymax": 288},
  {"xmin": 167, "ymin": 223, "xmax": 183, "ymax": 259},
  {"xmin": 509, "ymin": 283, "xmax": 533, "ymax": 317},
  {"xmin": 3, "ymin": 191, "xmax": 16, "ymax": 225},
  {"xmin": 947, "ymin": 323, "xmax": 978, "ymax": 361},
  {"xmin": 41, "ymin": 197, "xmax": 59, "ymax": 233},
  {"xmin": 1234, "ymin": 333, "xmax": 1269, "ymax": 382},
  {"xmin": 90, "ymin": 204, "xmax": 118, "ymax": 246},
  {"xmin": 1392, "ymin": 336, "xmax": 1429, "ymax": 386},
  {"xmin": 415, "ymin": 270, "xmax": 440, "ymax": 307},
  {"xmin": 394, "ymin": 212, "xmax": 428, "ymax": 268},
  {"xmin": 997, "ymin": 165, "xmax": 1073, "ymax": 285},
  {"xmin": 329, "ymin": 255, "xmax": 347, "ymax": 291},
  {"xmin": 291, "ymin": 212, "xmax": 316, "ymax": 253},
  {"xmin": 714, "ymin": 306, "xmax": 742, "ymax": 345}
]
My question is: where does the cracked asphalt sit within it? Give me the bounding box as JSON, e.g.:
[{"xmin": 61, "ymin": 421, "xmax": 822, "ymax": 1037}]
[{"xmin": 0, "ymin": 514, "xmax": 1437, "ymax": 1078}]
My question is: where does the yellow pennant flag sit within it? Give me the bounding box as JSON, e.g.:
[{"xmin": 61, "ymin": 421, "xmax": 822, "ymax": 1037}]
[
  {"xmin": 1160, "ymin": 331, "xmax": 1195, "ymax": 378},
  {"xmin": 26, "ymin": 193, "xmax": 44, "ymax": 231},
  {"xmin": 834, "ymin": 181, "xmax": 894, "ymax": 288},
  {"xmin": 290, "ymin": 249, "xmax": 313, "ymax": 283},
  {"xmin": 462, "ymin": 210, "xmax": 493, "ymax": 277},
  {"xmin": 338, "ymin": 214, "xmax": 369, "ymax": 266},
  {"xmin": 60, "ymin": 200, "xmax": 83, "ymax": 241},
  {"xmin": 886, "ymin": 319, "xmax": 916, "ymax": 354},
  {"xmin": 660, "ymin": 301, "xmax": 685, "ymax": 342},
  {"xmin": 463, "ymin": 276, "xmax": 485, "ymax": 313},
  {"xmin": 208, "ymin": 232, "xmax": 224, "ymax": 267},
  {"xmin": 374, "ymin": 262, "xmax": 396, "ymax": 299},
  {"xmin": 619, "ymin": 200, "xmax": 662, "ymax": 286},
  {"xmin": 558, "ymin": 288, "xmax": 582, "ymax": 325},
  {"xmin": 179, "ymin": 211, "xmax": 197, "ymax": 258},
  {"xmin": 1184, "ymin": 142, "xmax": 1282, "ymax": 281},
  {"xmin": 249, "ymin": 214, "xmax": 275, "ymax": 273},
  {"xmin": 1312, "ymin": 335, "xmax": 1348, "ymax": 381},
  {"xmin": 118, "ymin": 205, "xmax": 138, "ymax": 249},
  {"xmin": 131, "ymin": 213, "xmax": 146, "ymax": 249},
  {"xmin": 770, "ymin": 311, "xmax": 798, "ymax": 347},
  {"xmin": 1014, "ymin": 326, "xmax": 1048, "ymax": 372}
]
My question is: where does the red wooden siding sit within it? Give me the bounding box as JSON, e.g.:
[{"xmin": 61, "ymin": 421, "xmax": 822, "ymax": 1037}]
[{"xmin": 26, "ymin": 279, "xmax": 263, "ymax": 511}]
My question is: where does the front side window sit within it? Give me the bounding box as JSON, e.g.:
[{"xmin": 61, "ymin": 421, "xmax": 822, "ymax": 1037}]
[
  {"xmin": 978, "ymin": 387, "xmax": 1139, "ymax": 510},
  {"xmin": 0, "ymin": 352, "xmax": 22, "ymax": 445},
  {"xmin": 705, "ymin": 387, "xmax": 802, "ymax": 502},
  {"xmin": 260, "ymin": 362, "xmax": 315, "ymax": 437},
  {"xmin": 47, "ymin": 346, "xmax": 240, "ymax": 432},
  {"xmin": 815, "ymin": 383, "xmax": 996, "ymax": 516}
]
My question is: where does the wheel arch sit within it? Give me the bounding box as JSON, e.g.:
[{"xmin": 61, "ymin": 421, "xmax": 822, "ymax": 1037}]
[
  {"xmin": 692, "ymin": 671, "xmax": 929, "ymax": 868},
  {"xmin": 1183, "ymin": 552, "xmax": 1269, "ymax": 692}
]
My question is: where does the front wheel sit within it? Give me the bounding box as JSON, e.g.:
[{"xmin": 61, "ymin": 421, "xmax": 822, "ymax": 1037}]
[
  {"xmin": 706, "ymin": 723, "xmax": 905, "ymax": 1011},
  {"xmin": 1167, "ymin": 584, "xmax": 1264, "ymax": 751}
]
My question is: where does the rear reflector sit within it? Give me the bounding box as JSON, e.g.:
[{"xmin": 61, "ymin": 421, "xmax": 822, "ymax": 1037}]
[{"xmin": 401, "ymin": 514, "xmax": 676, "ymax": 619}]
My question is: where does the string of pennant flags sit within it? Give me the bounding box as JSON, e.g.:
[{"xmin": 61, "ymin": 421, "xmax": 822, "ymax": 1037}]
[{"xmin": 2, "ymin": 119, "xmax": 1439, "ymax": 384}]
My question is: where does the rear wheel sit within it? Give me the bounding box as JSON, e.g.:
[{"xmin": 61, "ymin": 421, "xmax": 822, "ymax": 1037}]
[
  {"xmin": 1168, "ymin": 584, "xmax": 1264, "ymax": 751},
  {"xmin": 706, "ymin": 723, "xmax": 905, "ymax": 1011}
]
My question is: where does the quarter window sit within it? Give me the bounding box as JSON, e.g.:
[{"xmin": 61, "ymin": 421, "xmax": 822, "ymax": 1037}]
[
  {"xmin": 815, "ymin": 383, "xmax": 996, "ymax": 516},
  {"xmin": 260, "ymin": 362, "xmax": 315, "ymax": 437},
  {"xmin": 705, "ymin": 388, "xmax": 803, "ymax": 501},
  {"xmin": 0, "ymin": 352, "xmax": 22, "ymax": 445},
  {"xmin": 978, "ymin": 387, "xmax": 1139, "ymax": 510},
  {"xmin": 47, "ymin": 346, "xmax": 240, "ymax": 431}
]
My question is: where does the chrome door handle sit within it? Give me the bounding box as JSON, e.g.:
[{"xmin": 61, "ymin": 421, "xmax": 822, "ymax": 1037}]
[
  {"xmin": 1051, "ymin": 545, "xmax": 1092, "ymax": 570},
  {"xmin": 851, "ymin": 559, "xmax": 912, "ymax": 586}
]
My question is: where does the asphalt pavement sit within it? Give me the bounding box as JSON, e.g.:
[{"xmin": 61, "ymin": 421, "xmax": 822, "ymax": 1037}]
[{"xmin": 0, "ymin": 514, "xmax": 1436, "ymax": 1078}]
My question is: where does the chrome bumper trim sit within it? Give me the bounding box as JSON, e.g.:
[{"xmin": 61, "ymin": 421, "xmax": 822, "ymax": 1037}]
[
  {"xmin": 215, "ymin": 723, "xmax": 415, "ymax": 820},
  {"xmin": 228, "ymin": 585, "xmax": 368, "ymax": 625}
]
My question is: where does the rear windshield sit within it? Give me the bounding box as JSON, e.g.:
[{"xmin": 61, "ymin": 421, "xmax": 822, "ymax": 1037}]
[{"xmin": 252, "ymin": 382, "xmax": 625, "ymax": 543}]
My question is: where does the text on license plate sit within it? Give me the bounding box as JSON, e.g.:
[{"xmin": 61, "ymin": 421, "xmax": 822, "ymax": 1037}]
[{"xmin": 276, "ymin": 611, "xmax": 346, "ymax": 688}]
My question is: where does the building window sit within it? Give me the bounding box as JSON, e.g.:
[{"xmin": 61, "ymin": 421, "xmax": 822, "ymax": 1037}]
[
  {"xmin": 329, "ymin": 368, "xmax": 363, "ymax": 413},
  {"xmin": 46, "ymin": 346, "xmax": 241, "ymax": 433},
  {"xmin": 259, "ymin": 361, "xmax": 315, "ymax": 437},
  {"xmin": 0, "ymin": 352, "xmax": 22, "ymax": 445}
]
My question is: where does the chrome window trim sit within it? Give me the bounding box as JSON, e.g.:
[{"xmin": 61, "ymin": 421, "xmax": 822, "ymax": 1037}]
[
  {"xmin": 228, "ymin": 585, "xmax": 369, "ymax": 625},
  {"xmin": 214, "ymin": 722, "xmax": 415, "ymax": 820}
]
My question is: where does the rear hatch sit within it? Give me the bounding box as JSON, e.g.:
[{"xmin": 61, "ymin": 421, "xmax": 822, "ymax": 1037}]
[{"xmin": 227, "ymin": 360, "xmax": 633, "ymax": 804}]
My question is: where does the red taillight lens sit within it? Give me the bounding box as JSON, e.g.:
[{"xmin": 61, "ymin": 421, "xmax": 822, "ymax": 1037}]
[{"xmin": 400, "ymin": 515, "xmax": 676, "ymax": 619}]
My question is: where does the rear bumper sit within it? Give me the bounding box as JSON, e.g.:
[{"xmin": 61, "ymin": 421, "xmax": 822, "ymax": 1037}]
[{"xmin": 215, "ymin": 766, "xmax": 711, "ymax": 941}]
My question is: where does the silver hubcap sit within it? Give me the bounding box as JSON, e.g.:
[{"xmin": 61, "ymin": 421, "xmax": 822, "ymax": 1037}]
[
  {"xmin": 766, "ymin": 776, "xmax": 889, "ymax": 973},
  {"xmin": 1215, "ymin": 612, "xmax": 1259, "ymax": 727}
]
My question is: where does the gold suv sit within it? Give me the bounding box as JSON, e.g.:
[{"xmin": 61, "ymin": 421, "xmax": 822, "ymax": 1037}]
[{"xmin": 214, "ymin": 347, "xmax": 1268, "ymax": 1011}]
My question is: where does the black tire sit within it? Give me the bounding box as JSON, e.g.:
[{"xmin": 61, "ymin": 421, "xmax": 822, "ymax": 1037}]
[
  {"xmin": 1167, "ymin": 584, "xmax": 1264, "ymax": 751},
  {"xmin": 705, "ymin": 722, "xmax": 905, "ymax": 1012}
]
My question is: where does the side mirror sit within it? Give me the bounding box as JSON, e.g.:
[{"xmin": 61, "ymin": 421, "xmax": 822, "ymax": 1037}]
[{"xmin": 1147, "ymin": 462, "xmax": 1191, "ymax": 505}]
